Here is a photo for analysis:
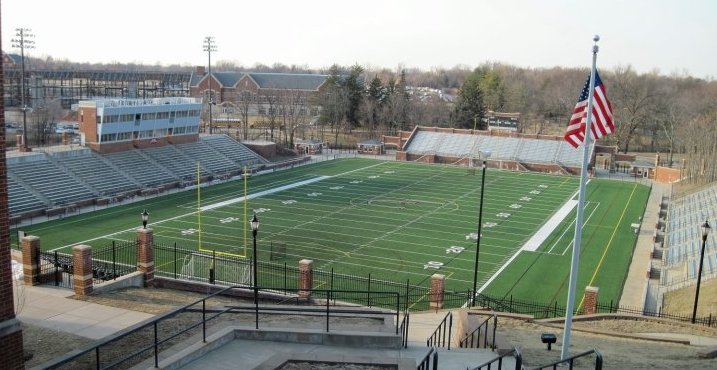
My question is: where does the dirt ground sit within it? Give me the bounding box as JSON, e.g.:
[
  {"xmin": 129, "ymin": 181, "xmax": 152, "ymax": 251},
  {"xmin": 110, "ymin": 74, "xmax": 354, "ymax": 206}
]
[
  {"xmin": 663, "ymin": 278, "xmax": 717, "ymax": 318},
  {"xmin": 22, "ymin": 287, "xmax": 717, "ymax": 369}
]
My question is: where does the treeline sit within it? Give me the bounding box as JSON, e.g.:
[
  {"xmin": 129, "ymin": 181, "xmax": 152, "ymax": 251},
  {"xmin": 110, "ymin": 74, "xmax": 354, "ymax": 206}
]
[{"xmin": 25, "ymin": 56, "xmax": 717, "ymax": 183}]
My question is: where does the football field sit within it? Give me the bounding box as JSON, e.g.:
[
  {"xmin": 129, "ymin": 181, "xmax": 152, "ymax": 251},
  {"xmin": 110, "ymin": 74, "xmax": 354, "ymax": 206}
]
[{"xmin": 17, "ymin": 158, "xmax": 650, "ymax": 307}]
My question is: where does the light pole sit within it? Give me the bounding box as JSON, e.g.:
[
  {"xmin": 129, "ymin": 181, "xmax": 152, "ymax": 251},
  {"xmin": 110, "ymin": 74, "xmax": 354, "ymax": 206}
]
[
  {"xmin": 141, "ymin": 209, "xmax": 149, "ymax": 229},
  {"xmin": 11, "ymin": 28, "xmax": 35, "ymax": 151},
  {"xmin": 250, "ymin": 213, "xmax": 260, "ymax": 328},
  {"xmin": 472, "ymin": 149, "xmax": 491, "ymax": 306},
  {"xmin": 202, "ymin": 36, "xmax": 217, "ymax": 135},
  {"xmin": 692, "ymin": 220, "xmax": 710, "ymax": 324}
]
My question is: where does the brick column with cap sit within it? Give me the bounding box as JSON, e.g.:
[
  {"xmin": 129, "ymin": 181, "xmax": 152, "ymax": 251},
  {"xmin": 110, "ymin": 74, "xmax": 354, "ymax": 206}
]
[
  {"xmin": 429, "ymin": 274, "xmax": 445, "ymax": 310},
  {"xmin": 583, "ymin": 286, "xmax": 599, "ymax": 315},
  {"xmin": 298, "ymin": 259, "xmax": 313, "ymax": 299},
  {"xmin": 73, "ymin": 245, "xmax": 93, "ymax": 296},
  {"xmin": 136, "ymin": 228, "xmax": 154, "ymax": 287},
  {"xmin": 21, "ymin": 235, "xmax": 41, "ymax": 286}
]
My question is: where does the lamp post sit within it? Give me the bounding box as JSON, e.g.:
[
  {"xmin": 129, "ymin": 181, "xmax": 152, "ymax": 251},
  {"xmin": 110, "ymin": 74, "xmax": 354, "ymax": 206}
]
[
  {"xmin": 472, "ymin": 149, "xmax": 491, "ymax": 306},
  {"xmin": 692, "ymin": 220, "xmax": 710, "ymax": 324},
  {"xmin": 141, "ymin": 209, "xmax": 149, "ymax": 229},
  {"xmin": 202, "ymin": 36, "xmax": 217, "ymax": 135},
  {"xmin": 250, "ymin": 213, "xmax": 260, "ymax": 328},
  {"xmin": 11, "ymin": 28, "xmax": 35, "ymax": 151}
]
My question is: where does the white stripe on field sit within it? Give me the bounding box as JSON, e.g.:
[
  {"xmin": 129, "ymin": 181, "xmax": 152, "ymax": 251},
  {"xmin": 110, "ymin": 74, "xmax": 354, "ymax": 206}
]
[
  {"xmin": 521, "ymin": 200, "xmax": 578, "ymax": 252},
  {"xmin": 200, "ymin": 176, "xmax": 331, "ymax": 211}
]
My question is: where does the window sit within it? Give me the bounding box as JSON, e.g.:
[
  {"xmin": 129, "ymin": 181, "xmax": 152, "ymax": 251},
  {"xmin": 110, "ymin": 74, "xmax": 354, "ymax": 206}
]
[
  {"xmin": 157, "ymin": 112, "xmax": 169, "ymax": 120},
  {"xmin": 100, "ymin": 133, "xmax": 116, "ymax": 142},
  {"xmin": 117, "ymin": 132, "xmax": 132, "ymax": 141},
  {"xmin": 142, "ymin": 112, "xmax": 157, "ymax": 121},
  {"xmin": 169, "ymin": 111, "xmax": 175, "ymax": 123}
]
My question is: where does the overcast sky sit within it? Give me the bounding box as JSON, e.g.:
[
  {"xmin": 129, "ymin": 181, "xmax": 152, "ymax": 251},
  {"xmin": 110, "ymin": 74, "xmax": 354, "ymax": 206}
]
[{"xmin": 2, "ymin": 0, "xmax": 715, "ymax": 78}]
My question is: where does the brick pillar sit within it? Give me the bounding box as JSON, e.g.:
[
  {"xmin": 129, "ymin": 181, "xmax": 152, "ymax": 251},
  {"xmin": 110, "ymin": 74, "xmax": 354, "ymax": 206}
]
[
  {"xmin": 583, "ymin": 286, "xmax": 599, "ymax": 315},
  {"xmin": 73, "ymin": 245, "xmax": 93, "ymax": 296},
  {"xmin": 21, "ymin": 235, "xmax": 41, "ymax": 285},
  {"xmin": 136, "ymin": 228, "xmax": 154, "ymax": 287},
  {"xmin": 298, "ymin": 259, "xmax": 313, "ymax": 299},
  {"xmin": 429, "ymin": 274, "xmax": 445, "ymax": 310}
]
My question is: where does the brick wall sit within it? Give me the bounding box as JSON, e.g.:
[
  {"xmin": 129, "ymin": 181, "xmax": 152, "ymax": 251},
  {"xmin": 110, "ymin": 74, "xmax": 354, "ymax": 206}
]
[
  {"xmin": 583, "ymin": 286, "xmax": 599, "ymax": 315},
  {"xmin": 429, "ymin": 274, "xmax": 445, "ymax": 310},
  {"xmin": 21, "ymin": 235, "xmax": 40, "ymax": 285},
  {"xmin": 136, "ymin": 228, "xmax": 154, "ymax": 287},
  {"xmin": 298, "ymin": 259, "xmax": 313, "ymax": 299},
  {"xmin": 0, "ymin": 16, "xmax": 26, "ymax": 366},
  {"xmin": 72, "ymin": 245, "xmax": 93, "ymax": 296}
]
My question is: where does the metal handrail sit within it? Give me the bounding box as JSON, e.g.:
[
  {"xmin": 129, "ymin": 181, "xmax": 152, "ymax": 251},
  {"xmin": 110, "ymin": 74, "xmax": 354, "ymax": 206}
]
[
  {"xmin": 400, "ymin": 310, "xmax": 410, "ymax": 348},
  {"xmin": 417, "ymin": 347, "xmax": 437, "ymax": 370},
  {"xmin": 531, "ymin": 348, "xmax": 603, "ymax": 370},
  {"xmin": 426, "ymin": 311, "xmax": 453, "ymax": 350},
  {"xmin": 459, "ymin": 312, "xmax": 497, "ymax": 350},
  {"xmin": 38, "ymin": 286, "xmax": 401, "ymax": 369},
  {"xmin": 468, "ymin": 346, "xmax": 522, "ymax": 370}
]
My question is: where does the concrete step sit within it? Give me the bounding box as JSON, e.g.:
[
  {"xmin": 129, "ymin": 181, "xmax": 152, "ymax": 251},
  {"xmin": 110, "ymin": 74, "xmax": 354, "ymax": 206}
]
[{"xmin": 433, "ymin": 347, "xmax": 518, "ymax": 370}]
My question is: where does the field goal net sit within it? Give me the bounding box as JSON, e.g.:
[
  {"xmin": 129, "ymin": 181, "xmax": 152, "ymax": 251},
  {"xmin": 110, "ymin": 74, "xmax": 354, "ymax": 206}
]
[
  {"xmin": 270, "ymin": 241, "xmax": 287, "ymax": 260},
  {"xmin": 180, "ymin": 252, "xmax": 251, "ymax": 285}
]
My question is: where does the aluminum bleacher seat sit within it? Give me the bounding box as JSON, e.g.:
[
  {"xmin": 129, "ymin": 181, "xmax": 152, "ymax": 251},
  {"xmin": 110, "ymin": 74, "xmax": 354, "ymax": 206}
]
[
  {"xmin": 105, "ymin": 150, "xmax": 176, "ymax": 187},
  {"xmin": 56, "ymin": 152, "xmax": 138, "ymax": 196},
  {"xmin": 9, "ymin": 158, "xmax": 95, "ymax": 207},
  {"xmin": 7, "ymin": 176, "xmax": 46, "ymax": 215},
  {"xmin": 201, "ymin": 135, "xmax": 267, "ymax": 167}
]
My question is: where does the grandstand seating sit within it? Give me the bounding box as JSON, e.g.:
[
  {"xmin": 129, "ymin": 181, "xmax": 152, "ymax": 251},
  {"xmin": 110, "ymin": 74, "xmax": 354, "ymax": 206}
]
[
  {"xmin": 664, "ymin": 184, "xmax": 717, "ymax": 269},
  {"xmin": 105, "ymin": 150, "xmax": 177, "ymax": 187},
  {"xmin": 9, "ymin": 156, "xmax": 96, "ymax": 207},
  {"xmin": 55, "ymin": 151, "xmax": 139, "ymax": 196},
  {"xmin": 202, "ymin": 135, "xmax": 267, "ymax": 167},
  {"xmin": 6, "ymin": 175, "xmax": 45, "ymax": 215},
  {"xmin": 6, "ymin": 135, "xmax": 268, "ymax": 217},
  {"xmin": 403, "ymin": 131, "xmax": 585, "ymax": 167}
]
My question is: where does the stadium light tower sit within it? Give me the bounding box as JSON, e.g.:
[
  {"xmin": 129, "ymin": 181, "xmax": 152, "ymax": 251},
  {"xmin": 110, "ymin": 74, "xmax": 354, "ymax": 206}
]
[
  {"xmin": 202, "ymin": 36, "xmax": 217, "ymax": 135},
  {"xmin": 472, "ymin": 149, "xmax": 491, "ymax": 307},
  {"xmin": 250, "ymin": 213, "xmax": 260, "ymax": 329},
  {"xmin": 11, "ymin": 28, "xmax": 35, "ymax": 151},
  {"xmin": 692, "ymin": 220, "xmax": 710, "ymax": 323}
]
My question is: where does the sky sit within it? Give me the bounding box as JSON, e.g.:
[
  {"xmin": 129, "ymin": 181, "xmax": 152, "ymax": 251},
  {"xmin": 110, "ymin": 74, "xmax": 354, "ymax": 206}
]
[{"xmin": 2, "ymin": 0, "xmax": 716, "ymax": 78}]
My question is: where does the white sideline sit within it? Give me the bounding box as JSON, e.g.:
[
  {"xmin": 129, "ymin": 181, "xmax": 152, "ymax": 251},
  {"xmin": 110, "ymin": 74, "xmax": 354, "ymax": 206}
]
[
  {"xmin": 474, "ymin": 183, "xmax": 589, "ymax": 296},
  {"xmin": 521, "ymin": 199, "xmax": 578, "ymax": 252},
  {"xmin": 200, "ymin": 176, "xmax": 331, "ymax": 211}
]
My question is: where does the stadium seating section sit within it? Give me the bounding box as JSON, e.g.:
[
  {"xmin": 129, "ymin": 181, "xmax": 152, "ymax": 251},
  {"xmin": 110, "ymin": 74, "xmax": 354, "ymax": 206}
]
[
  {"xmin": 7, "ymin": 135, "xmax": 267, "ymax": 215},
  {"xmin": 403, "ymin": 131, "xmax": 583, "ymax": 167},
  {"xmin": 664, "ymin": 184, "xmax": 717, "ymax": 279}
]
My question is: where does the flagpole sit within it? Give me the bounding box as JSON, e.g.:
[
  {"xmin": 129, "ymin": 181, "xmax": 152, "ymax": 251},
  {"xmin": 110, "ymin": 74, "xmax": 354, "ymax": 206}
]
[{"xmin": 561, "ymin": 35, "xmax": 600, "ymax": 361}]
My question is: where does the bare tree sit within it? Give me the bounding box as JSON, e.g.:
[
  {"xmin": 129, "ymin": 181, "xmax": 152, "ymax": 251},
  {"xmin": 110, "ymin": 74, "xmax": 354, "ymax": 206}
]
[
  {"xmin": 237, "ymin": 90, "xmax": 255, "ymax": 140},
  {"xmin": 32, "ymin": 98, "xmax": 64, "ymax": 145}
]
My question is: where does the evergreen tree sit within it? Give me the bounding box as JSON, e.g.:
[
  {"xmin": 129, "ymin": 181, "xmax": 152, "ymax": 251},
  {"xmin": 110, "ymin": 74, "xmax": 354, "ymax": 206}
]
[{"xmin": 452, "ymin": 68, "xmax": 486, "ymax": 129}]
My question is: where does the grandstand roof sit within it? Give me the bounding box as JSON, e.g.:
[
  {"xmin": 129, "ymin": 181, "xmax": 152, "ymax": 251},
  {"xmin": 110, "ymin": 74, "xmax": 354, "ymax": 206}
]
[{"xmin": 190, "ymin": 71, "xmax": 328, "ymax": 91}]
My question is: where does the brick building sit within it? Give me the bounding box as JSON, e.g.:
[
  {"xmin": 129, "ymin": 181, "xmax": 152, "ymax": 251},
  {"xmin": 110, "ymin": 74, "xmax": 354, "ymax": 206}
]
[
  {"xmin": 189, "ymin": 67, "xmax": 328, "ymax": 127},
  {"xmin": 77, "ymin": 97, "xmax": 202, "ymax": 153}
]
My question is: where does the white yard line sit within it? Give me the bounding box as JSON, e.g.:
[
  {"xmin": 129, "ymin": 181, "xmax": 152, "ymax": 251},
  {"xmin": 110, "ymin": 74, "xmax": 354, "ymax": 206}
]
[
  {"xmin": 473, "ymin": 180, "xmax": 592, "ymax": 296},
  {"xmin": 51, "ymin": 176, "xmax": 332, "ymax": 251}
]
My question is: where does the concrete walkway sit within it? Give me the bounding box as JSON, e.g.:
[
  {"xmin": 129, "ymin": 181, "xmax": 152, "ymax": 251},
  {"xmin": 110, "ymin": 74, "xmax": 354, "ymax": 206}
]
[
  {"xmin": 13, "ymin": 284, "xmax": 153, "ymax": 340},
  {"xmin": 619, "ymin": 182, "xmax": 669, "ymax": 309}
]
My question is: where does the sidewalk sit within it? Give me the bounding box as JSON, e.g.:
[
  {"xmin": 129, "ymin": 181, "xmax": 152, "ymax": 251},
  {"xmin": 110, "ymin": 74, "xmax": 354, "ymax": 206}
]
[
  {"xmin": 13, "ymin": 284, "xmax": 153, "ymax": 340},
  {"xmin": 619, "ymin": 182, "xmax": 668, "ymax": 309}
]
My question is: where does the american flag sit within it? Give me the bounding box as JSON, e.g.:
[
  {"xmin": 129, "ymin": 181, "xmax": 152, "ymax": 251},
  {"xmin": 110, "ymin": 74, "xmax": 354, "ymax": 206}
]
[{"xmin": 564, "ymin": 70, "xmax": 614, "ymax": 148}]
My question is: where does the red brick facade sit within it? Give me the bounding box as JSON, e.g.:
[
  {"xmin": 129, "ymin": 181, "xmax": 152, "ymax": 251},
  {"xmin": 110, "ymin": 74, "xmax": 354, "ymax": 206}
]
[
  {"xmin": 73, "ymin": 245, "xmax": 93, "ymax": 296},
  {"xmin": 429, "ymin": 274, "xmax": 445, "ymax": 310},
  {"xmin": 0, "ymin": 13, "xmax": 26, "ymax": 367},
  {"xmin": 583, "ymin": 286, "xmax": 599, "ymax": 315},
  {"xmin": 136, "ymin": 228, "xmax": 155, "ymax": 287},
  {"xmin": 22, "ymin": 235, "xmax": 40, "ymax": 285}
]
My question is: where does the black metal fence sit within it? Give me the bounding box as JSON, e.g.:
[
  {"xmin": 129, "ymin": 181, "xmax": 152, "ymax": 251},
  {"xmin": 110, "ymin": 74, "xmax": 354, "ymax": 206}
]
[
  {"xmin": 38, "ymin": 250, "xmax": 74, "ymax": 288},
  {"xmin": 92, "ymin": 240, "xmax": 137, "ymax": 284}
]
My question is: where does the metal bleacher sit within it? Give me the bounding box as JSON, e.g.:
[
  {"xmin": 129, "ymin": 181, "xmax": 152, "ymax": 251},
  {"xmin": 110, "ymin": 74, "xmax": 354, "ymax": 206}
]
[
  {"xmin": 5, "ymin": 135, "xmax": 272, "ymax": 217},
  {"xmin": 105, "ymin": 150, "xmax": 177, "ymax": 187},
  {"xmin": 9, "ymin": 156, "xmax": 96, "ymax": 207},
  {"xmin": 201, "ymin": 135, "xmax": 266, "ymax": 167},
  {"xmin": 55, "ymin": 151, "xmax": 139, "ymax": 196},
  {"xmin": 6, "ymin": 175, "xmax": 46, "ymax": 215},
  {"xmin": 664, "ymin": 184, "xmax": 717, "ymax": 269},
  {"xmin": 141, "ymin": 145, "xmax": 209, "ymax": 181}
]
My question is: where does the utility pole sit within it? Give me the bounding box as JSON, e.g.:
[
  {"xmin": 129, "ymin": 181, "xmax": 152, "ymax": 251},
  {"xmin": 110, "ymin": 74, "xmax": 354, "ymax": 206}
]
[
  {"xmin": 202, "ymin": 36, "xmax": 217, "ymax": 135},
  {"xmin": 11, "ymin": 28, "xmax": 35, "ymax": 151}
]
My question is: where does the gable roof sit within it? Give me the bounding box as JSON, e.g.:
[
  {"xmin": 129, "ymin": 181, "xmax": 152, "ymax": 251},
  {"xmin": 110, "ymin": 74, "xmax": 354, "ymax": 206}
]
[
  {"xmin": 247, "ymin": 73, "xmax": 327, "ymax": 91},
  {"xmin": 190, "ymin": 70, "xmax": 327, "ymax": 91}
]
